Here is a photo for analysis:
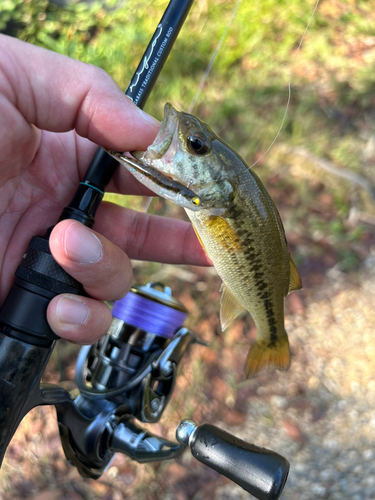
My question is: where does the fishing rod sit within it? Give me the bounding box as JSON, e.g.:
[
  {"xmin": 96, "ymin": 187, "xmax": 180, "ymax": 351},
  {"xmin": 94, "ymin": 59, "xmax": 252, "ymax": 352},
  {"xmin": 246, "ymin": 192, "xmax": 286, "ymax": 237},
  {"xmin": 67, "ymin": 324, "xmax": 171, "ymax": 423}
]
[{"xmin": 0, "ymin": 1, "xmax": 289, "ymax": 498}]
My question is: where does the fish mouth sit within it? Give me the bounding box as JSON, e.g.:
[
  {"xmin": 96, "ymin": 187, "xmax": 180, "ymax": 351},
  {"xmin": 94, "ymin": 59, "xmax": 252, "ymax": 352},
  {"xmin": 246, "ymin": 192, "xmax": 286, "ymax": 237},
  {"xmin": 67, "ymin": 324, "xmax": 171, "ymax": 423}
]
[{"xmin": 133, "ymin": 102, "xmax": 181, "ymax": 177}]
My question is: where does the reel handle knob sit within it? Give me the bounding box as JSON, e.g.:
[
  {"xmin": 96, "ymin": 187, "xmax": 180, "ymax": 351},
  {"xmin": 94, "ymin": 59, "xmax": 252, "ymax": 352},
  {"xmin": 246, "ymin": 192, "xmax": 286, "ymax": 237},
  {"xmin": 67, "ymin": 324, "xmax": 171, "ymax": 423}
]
[{"xmin": 176, "ymin": 420, "xmax": 289, "ymax": 500}]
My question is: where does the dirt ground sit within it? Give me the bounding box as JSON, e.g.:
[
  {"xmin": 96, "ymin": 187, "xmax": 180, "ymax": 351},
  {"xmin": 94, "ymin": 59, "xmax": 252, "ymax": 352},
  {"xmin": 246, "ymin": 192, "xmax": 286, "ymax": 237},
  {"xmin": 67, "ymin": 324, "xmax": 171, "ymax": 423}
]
[{"xmin": 0, "ymin": 250, "xmax": 375, "ymax": 500}]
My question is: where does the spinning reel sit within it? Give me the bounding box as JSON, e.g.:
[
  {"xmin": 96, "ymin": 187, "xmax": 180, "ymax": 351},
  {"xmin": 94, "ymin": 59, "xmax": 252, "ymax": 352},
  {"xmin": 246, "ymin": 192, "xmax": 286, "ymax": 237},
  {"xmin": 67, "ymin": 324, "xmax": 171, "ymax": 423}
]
[
  {"xmin": 57, "ymin": 282, "xmax": 289, "ymax": 500},
  {"xmin": 0, "ymin": 1, "xmax": 290, "ymax": 499}
]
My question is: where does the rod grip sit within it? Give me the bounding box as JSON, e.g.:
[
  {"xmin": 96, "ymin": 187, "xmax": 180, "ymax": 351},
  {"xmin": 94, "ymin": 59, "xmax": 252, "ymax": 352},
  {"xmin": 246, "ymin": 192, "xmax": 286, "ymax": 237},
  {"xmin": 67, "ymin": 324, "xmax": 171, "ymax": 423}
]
[
  {"xmin": 0, "ymin": 234, "xmax": 84, "ymax": 344},
  {"xmin": 177, "ymin": 421, "xmax": 289, "ymax": 500}
]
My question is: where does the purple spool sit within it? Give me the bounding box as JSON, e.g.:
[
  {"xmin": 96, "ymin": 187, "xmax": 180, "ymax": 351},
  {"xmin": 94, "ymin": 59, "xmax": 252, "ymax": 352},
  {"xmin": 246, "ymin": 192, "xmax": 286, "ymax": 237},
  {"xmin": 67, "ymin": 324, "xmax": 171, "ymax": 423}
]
[{"xmin": 112, "ymin": 283, "xmax": 188, "ymax": 338}]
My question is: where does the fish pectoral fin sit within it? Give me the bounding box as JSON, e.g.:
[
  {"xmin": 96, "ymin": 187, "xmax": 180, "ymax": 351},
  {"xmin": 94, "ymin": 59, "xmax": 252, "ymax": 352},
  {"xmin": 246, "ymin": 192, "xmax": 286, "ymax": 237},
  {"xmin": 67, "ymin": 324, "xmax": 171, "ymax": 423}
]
[
  {"xmin": 206, "ymin": 216, "xmax": 243, "ymax": 252},
  {"xmin": 220, "ymin": 284, "xmax": 246, "ymax": 331},
  {"xmin": 288, "ymin": 255, "xmax": 302, "ymax": 293},
  {"xmin": 192, "ymin": 225, "xmax": 208, "ymax": 255},
  {"xmin": 207, "ymin": 207, "xmax": 226, "ymax": 217},
  {"xmin": 245, "ymin": 334, "xmax": 291, "ymax": 378}
]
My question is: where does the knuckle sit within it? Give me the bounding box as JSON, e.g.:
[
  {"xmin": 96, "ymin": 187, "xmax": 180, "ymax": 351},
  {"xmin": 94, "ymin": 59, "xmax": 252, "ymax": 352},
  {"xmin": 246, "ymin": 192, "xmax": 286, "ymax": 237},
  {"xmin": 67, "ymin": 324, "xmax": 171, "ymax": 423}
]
[{"xmin": 128, "ymin": 211, "xmax": 151, "ymax": 260}]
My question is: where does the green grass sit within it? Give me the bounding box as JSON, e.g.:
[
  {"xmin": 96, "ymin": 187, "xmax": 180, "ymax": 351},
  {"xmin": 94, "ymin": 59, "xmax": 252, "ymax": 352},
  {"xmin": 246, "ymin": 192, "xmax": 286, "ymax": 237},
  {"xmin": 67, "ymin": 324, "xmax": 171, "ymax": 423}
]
[
  {"xmin": 2, "ymin": 4, "xmax": 375, "ymax": 496},
  {"xmin": 2, "ymin": 0, "xmax": 374, "ymax": 154},
  {"xmin": 1, "ymin": 0, "xmax": 375, "ymax": 273}
]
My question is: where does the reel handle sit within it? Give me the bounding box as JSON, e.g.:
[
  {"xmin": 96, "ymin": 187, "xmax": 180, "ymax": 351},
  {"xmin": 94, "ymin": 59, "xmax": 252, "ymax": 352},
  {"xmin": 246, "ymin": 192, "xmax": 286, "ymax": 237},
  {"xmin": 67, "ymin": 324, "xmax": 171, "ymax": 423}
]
[{"xmin": 176, "ymin": 420, "xmax": 289, "ymax": 500}]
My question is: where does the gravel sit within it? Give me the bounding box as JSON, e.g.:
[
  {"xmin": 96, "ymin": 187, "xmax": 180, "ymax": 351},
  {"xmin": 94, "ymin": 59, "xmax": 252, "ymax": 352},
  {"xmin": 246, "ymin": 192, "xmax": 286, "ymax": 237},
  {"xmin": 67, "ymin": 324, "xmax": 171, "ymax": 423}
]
[
  {"xmin": 1, "ymin": 268, "xmax": 374, "ymax": 500},
  {"xmin": 214, "ymin": 272, "xmax": 375, "ymax": 500}
]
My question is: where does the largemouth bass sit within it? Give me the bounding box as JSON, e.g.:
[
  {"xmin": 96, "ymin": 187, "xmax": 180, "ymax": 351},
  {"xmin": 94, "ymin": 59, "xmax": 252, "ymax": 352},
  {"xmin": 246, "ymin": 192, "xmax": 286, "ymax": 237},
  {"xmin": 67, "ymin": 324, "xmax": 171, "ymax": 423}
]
[{"xmin": 107, "ymin": 103, "xmax": 302, "ymax": 378}]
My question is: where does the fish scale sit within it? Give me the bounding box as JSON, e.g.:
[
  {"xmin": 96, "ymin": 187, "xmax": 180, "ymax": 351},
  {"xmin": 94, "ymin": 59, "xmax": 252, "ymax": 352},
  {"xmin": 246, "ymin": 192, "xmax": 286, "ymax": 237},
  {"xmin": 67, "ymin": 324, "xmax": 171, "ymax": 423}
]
[
  {"xmin": 108, "ymin": 103, "xmax": 302, "ymax": 377},
  {"xmin": 186, "ymin": 184, "xmax": 288, "ymax": 335}
]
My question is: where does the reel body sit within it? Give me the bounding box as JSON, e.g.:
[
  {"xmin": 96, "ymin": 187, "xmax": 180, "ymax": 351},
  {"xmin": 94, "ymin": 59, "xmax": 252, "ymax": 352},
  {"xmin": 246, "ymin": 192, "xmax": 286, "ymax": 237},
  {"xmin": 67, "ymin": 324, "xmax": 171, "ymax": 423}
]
[{"xmin": 55, "ymin": 282, "xmax": 289, "ymax": 500}]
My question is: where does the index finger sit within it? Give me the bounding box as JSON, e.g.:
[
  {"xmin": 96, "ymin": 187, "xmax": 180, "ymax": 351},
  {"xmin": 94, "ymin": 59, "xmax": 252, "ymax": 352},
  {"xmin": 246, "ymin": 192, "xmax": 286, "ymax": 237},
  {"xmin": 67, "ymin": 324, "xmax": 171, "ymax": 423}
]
[{"xmin": 0, "ymin": 34, "xmax": 160, "ymax": 152}]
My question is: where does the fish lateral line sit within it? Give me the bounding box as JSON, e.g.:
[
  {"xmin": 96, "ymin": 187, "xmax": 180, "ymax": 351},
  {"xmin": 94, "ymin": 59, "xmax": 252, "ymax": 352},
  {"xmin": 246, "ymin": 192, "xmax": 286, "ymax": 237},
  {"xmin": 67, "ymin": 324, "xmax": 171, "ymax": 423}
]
[{"xmin": 111, "ymin": 101, "xmax": 303, "ymax": 379}]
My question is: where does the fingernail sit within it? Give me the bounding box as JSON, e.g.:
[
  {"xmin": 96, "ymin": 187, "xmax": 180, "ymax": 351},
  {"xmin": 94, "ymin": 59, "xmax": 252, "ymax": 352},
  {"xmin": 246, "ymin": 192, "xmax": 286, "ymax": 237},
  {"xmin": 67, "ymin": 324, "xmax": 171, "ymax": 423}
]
[
  {"xmin": 56, "ymin": 296, "xmax": 90, "ymax": 325},
  {"xmin": 136, "ymin": 107, "xmax": 160, "ymax": 128},
  {"xmin": 64, "ymin": 222, "xmax": 103, "ymax": 264}
]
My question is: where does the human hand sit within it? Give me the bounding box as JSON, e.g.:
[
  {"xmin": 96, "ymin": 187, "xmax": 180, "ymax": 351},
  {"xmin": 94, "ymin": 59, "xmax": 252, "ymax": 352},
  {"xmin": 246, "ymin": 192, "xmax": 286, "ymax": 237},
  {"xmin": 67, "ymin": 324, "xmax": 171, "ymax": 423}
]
[{"xmin": 0, "ymin": 35, "xmax": 210, "ymax": 343}]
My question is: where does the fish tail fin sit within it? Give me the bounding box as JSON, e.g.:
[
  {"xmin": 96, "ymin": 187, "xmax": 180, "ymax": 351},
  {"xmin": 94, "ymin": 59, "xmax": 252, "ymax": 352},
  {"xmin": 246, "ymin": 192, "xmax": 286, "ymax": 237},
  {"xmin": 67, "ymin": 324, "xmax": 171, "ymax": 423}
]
[{"xmin": 245, "ymin": 333, "xmax": 291, "ymax": 378}]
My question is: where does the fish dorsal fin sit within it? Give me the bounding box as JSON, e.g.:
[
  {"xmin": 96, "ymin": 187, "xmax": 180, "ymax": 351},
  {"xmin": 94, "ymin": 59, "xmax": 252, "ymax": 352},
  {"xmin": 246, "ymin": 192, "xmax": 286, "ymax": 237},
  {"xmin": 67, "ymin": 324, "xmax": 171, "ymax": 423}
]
[
  {"xmin": 206, "ymin": 216, "xmax": 243, "ymax": 252},
  {"xmin": 220, "ymin": 283, "xmax": 246, "ymax": 331},
  {"xmin": 288, "ymin": 255, "xmax": 302, "ymax": 293}
]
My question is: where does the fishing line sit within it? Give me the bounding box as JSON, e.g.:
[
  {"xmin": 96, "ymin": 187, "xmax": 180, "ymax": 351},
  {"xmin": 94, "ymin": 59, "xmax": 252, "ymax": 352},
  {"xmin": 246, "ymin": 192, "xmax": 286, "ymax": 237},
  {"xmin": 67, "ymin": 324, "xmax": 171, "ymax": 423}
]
[
  {"xmin": 142, "ymin": 195, "xmax": 153, "ymax": 212},
  {"xmin": 248, "ymin": 0, "xmax": 321, "ymax": 169},
  {"xmin": 188, "ymin": 0, "xmax": 242, "ymax": 114},
  {"xmin": 143, "ymin": 0, "xmax": 320, "ymax": 213},
  {"xmin": 143, "ymin": 0, "xmax": 242, "ymax": 214}
]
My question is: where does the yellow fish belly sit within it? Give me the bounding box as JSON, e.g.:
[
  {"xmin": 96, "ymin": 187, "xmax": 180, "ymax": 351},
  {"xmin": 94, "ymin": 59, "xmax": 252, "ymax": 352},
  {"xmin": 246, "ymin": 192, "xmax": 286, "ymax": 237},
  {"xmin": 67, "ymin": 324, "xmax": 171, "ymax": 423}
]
[
  {"xmin": 128, "ymin": 102, "xmax": 303, "ymax": 378},
  {"xmin": 186, "ymin": 202, "xmax": 300, "ymax": 378}
]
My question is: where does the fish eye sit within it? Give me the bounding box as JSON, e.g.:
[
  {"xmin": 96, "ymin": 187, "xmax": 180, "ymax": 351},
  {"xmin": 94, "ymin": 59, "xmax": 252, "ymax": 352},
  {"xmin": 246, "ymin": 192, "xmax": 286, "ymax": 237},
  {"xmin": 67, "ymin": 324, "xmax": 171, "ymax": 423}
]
[
  {"xmin": 186, "ymin": 134, "xmax": 210, "ymax": 155},
  {"xmin": 191, "ymin": 196, "xmax": 201, "ymax": 206}
]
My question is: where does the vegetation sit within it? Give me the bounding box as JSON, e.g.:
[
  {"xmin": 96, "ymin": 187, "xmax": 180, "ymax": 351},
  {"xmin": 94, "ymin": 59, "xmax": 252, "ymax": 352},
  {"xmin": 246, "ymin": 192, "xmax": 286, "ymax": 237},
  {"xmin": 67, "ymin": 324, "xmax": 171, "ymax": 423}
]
[
  {"xmin": 1, "ymin": 0, "xmax": 374, "ymax": 271},
  {"xmin": 1, "ymin": 1, "xmax": 375, "ymax": 498}
]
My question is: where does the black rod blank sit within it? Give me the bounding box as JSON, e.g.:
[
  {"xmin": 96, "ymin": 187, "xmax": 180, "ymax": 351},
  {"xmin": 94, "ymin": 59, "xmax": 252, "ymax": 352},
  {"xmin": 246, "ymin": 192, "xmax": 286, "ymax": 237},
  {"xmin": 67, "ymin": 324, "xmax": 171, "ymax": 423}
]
[{"xmin": 82, "ymin": 0, "xmax": 194, "ymax": 192}]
